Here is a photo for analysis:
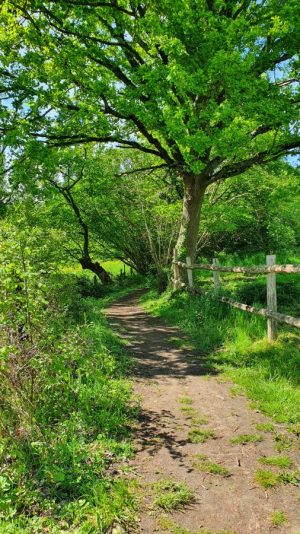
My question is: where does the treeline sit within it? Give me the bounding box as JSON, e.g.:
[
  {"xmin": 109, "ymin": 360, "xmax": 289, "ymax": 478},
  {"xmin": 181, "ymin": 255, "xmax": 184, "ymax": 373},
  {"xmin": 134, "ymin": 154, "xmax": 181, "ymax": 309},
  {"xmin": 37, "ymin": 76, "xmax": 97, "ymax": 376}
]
[{"xmin": 2, "ymin": 146, "xmax": 299, "ymax": 290}]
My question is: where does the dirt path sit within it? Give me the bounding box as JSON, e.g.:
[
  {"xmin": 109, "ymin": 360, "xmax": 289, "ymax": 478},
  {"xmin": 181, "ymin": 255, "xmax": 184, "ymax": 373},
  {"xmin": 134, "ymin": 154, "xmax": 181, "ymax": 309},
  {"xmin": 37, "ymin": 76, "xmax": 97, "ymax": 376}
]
[{"xmin": 106, "ymin": 291, "xmax": 299, "ymax": 534}]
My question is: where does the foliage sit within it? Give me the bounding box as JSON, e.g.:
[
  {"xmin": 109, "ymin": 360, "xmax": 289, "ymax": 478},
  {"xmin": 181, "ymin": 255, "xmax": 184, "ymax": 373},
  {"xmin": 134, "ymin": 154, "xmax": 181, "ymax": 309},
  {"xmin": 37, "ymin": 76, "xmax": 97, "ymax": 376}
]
[
  {"xmin": 199, "ymin": 163, "xmax": 300, "ymax": 255},
  {"xmin": 0, "ymin": 221, "xmax": 138, "ymax": 532},
  {"xmin": 1, "ymin": 0, "xmax": 299, "ymax": 260}
]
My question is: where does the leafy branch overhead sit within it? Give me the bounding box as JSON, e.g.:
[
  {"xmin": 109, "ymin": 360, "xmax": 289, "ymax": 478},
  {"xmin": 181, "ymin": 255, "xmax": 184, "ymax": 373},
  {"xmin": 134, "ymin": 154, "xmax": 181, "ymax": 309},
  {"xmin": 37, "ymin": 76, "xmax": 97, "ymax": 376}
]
[
  {"xmin": 2, "ymin": 0, "xmax": 299, "ymax": 176},
  {"xmin": 0, "ymin": 0, "xmax": 299, "ymax": 260}
]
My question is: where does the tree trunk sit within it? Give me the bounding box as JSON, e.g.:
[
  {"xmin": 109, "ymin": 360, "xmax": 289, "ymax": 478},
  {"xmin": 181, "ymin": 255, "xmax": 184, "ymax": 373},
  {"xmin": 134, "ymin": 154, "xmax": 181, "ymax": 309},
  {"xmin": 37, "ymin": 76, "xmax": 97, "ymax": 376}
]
[
  {"xmin": 173, "ymin": 174, "xmax": 206, "ymax": 285},
  {"xmin": 79, "ymin": 257, "xmax": 112, "ymax": 284}
]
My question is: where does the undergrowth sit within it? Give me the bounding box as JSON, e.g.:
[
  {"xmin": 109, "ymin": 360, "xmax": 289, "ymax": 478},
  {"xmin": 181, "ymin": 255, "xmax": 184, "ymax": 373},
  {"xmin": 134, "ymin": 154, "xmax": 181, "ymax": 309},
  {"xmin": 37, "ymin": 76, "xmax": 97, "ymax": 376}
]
[{"xmin": 0, "ymin": 240, "xmax": 140, "ymax": 533}]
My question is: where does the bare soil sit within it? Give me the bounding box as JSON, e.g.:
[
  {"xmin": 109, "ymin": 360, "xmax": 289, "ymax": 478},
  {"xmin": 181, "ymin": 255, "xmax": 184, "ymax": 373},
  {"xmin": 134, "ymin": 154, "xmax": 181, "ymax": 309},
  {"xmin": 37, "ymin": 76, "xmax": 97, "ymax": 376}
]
[{"xmin": 106, "ymin": 291, "xmax": 300, "ymax": 534}]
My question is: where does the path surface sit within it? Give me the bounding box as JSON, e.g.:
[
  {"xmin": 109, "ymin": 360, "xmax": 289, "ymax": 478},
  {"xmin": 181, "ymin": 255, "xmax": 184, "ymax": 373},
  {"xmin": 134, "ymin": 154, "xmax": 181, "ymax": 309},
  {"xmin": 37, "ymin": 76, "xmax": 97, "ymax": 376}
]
[{"xmin": 106, "ymin": 291, "xmax": 299, "ymax": 534}]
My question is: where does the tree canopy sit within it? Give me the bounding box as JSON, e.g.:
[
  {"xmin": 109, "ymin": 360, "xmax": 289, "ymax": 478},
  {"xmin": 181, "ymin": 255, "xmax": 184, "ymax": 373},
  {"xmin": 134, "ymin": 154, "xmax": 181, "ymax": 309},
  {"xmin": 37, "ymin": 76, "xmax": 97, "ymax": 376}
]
[{"xmin": 1, "ymin": 0, "xmax": 299, "ymax": 261}]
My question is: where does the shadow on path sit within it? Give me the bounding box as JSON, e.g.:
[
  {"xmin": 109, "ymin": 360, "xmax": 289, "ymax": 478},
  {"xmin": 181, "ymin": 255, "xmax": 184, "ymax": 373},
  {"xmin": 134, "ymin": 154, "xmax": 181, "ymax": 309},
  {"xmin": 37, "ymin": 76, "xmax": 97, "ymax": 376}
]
[{"xmin": 106, "ymin": 290, "xmax": 215, "ymax": 380}]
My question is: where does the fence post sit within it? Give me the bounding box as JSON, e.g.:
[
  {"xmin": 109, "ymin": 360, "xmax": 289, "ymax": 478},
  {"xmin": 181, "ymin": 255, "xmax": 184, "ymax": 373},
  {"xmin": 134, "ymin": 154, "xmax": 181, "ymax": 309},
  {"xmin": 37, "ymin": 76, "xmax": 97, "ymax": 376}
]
[
  {"xmin": 266, "ymin": 254, "xmax": 277, "ymax": 342},
  {"xmin": 186, "ymin": 256, "xmax": 194, "ymax": 289},
  {"xmin": 213, "ymin": 258, "xmax": 220, "ymax": 294}
]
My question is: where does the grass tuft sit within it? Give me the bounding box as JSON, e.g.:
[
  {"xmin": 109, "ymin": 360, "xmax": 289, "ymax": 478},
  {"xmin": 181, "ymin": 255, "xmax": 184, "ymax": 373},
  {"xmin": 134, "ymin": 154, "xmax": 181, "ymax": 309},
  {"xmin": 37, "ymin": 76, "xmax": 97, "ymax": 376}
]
[
  {"xmin": 230, "ymin": 434, "xmax": 263, "ymax": 445},
  {"xmin": 274, "ymin": 434, "xmax": 293, "ymax": 452},
  {"xmin": 288, "ymin": 423, "xmax": 300, "ymax": 436},
  {"xmin": 255, "ymin": 422, "xmax": 275, "ymax": 433},
  {"xmin": 278, "ymin": 471, "xmax": 300, "ymax": 486},
  {"xmin": 181, "ymin": 406, "xmax": 197, "ymax": 416},
  {"xmin": 192, "ymin": 454, "xmax": 230, "ymax": 477},
  {"xmin": 188, "ymin": 428, "xmax": 215, "ymax": 443},
  {"xmin": 258, "ymin": 456, "xmax": 292, "ymax": 468},
  {"xmin": 191, "ymin": 416, "xmax": 209, "ymax": 425},
  {"xmin": 255, "ymin": 469, "xmax": 280, "ymax": 488},
  {"xmin": 180, "ymin": 396, "xmax": 193, "ymax": 405},
  {"xmin": 153, "ymin": 479, "xmax": 195, "ymax": 511},
  {"xmin": 270, "ymin": 511, "xmax": 287, "ymax": 527}
]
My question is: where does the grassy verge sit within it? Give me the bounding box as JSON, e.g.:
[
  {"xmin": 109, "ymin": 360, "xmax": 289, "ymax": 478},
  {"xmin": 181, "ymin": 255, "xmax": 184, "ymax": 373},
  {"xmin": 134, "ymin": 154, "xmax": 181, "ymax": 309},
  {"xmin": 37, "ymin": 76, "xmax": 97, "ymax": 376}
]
[
  {"xmin": 141, "ymin": 289, "xmax": 300, "ymax": 424},
  {"xmin": 0, "ymin": 287, "xmax": 139, "ymax": 533}
]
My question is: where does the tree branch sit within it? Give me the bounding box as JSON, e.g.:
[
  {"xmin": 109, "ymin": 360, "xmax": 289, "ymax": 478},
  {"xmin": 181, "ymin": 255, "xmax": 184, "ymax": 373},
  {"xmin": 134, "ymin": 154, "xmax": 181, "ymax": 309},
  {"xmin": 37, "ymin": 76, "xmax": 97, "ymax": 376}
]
[{"xmin": 208, "ymin": 139, "xmax": 300, "ymax": 184}]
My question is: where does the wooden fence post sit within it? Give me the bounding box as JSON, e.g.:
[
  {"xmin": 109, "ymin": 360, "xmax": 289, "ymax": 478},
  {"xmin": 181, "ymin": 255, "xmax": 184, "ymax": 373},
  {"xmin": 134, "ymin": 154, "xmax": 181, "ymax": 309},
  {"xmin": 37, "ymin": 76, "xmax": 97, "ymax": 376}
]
[
  {"xmin": 266, "ymin": 254, "xmax": 277, "ymax": 342},
  {"xmin": 186, "ymin": 256, "xmax": 194, "ymax": 289},
  {"xmin": 213, "ymin": 258, "xmax": 220, "ymax": 294}
]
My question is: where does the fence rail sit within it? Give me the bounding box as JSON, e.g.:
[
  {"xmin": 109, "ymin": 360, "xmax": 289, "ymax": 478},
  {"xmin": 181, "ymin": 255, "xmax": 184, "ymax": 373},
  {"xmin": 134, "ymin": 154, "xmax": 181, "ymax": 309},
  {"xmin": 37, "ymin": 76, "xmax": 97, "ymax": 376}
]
[
  {"xmin": 176, "ymin": 261, "xmax": 300, "ymax": 275},
  {"xmin": 173, "ymin": 254, "xmax": 300, "ymax": 342}
]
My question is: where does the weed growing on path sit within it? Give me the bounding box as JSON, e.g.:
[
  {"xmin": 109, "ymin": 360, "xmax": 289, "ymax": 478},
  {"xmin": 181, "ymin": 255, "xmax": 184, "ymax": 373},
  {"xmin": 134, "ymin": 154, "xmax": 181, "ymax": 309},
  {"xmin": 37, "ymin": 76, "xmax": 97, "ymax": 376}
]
[
  {"xmin": 255, "ymin": 470, "xmax": 280, "ymax": 488},
  {"xmin": 255, "ymin": 467, "xmax": 300, "ymax": 488},
  {"xmin": 153, "ymin": 479, "xmax": 195, "ymax": 511},
  {"xmin": 275, "ymin": 434, "xmax": 293, "ymax": 452},
  {"xmin": 278, "ymin": 471, "xmax": 300, "ymax": 486},
  {"xmin": 181, "ymin": 406, "xmax": 198, "ymax": 416},
  {"xmin": 288, "ymin": 423, "xmax": 300, "ymax": 436},
  {"xmin": 180, "ymin": 396, "xmax": 193, "ymax": 405},
  {"xmin": 255, "ymin": 423, "xmax": 275, "ymax": 433},
  {"xmin": 191, "ymin": 416, "xmax": 209, "ymax": 425},
  {"xmin": 188, "ymin": 428, "xmax": 215, "ymax": 443},
  {"xmin": 270, "ymin": 511, "xmax": 287, "ymax": 527},
  {"xmin": 258, "ymin": 456, "xmax": 293, "ymax": 468},
  {"xmin": 192, "ymin": 454, "xmax": 230, "ymax": 477},
  {"xmin": 157, "ymin": 515, "xmax": 236, "ymax": 534},
  {"xmin": 230, "ymin": 434, "xmax": 263, "ymax": 445}
]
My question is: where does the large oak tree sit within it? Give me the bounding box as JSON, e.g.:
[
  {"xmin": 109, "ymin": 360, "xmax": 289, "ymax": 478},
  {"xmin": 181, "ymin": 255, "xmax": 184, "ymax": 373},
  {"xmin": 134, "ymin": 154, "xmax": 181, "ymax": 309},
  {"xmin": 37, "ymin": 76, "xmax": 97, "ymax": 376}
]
[{"xmin": 1, "ymin": 0, "xmax": 299, "ymax": 266}]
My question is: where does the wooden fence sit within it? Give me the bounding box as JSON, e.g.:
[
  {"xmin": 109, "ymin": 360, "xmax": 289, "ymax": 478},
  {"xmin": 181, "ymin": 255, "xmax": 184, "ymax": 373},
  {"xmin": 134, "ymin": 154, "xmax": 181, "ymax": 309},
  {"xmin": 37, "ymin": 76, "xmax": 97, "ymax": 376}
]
[{"xmin": 173, "ymin": 253, "xmax": 300, "ymax": 342}]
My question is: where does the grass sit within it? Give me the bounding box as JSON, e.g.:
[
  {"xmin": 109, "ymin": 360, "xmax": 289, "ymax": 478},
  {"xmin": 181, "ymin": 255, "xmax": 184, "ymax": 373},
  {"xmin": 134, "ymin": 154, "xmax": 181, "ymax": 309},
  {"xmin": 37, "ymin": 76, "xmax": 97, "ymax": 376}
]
[
  {"xmin": 255, "ymin": 470, "xmax": 280, "ymax": 488},
  {"xmin": 141, "ymin": 275, "xmax": 300, "ymax": 425},
  {"xmin": 192, "ymin": 454, "xmax": 230, "ymax": 477},
  {"xmin": 181, "ymin": 405, "xmax": 198, "ymax": 416},
  {"xmin": 255, "ymin": 469, "xmax": 300, "ymax": 488},
  {"xmin": 180, "ymin": 396, "xmax": 193, "ymax": 405},
  {"xmin": 188, "ymin": 428, "xmax": 215, "ymax": 443},
  {"xmin": 153, "ymin": 479, "xmax": 195, "ymax": 511},
  {"xmin": 191, "ymin": 416, "xmax": 209, "ymax": 425},
  {"xmin": 157, "ymin": 516, "xmax": 236, "ymax": 534},
  {"xmin": 270, "ymin": 511, "xmax": 287, "ymax": 527},
  {"xmin": 255, "ymin": 423, "xmax": 275, "ymax": 433},
  {"xmin": 0, "ymin": 284, "xmax": 139, "ymax": 533},
  {"xmin": 230, "ymin": 434, "xmax": 263, "ymax": 445},
  {"xmin": 274, "ymin": 434, "xmax": 293, "ymax": 452},
  {"xmin": 288, "ymin": 423, "xmax": 300, "ymax": 436},
  {"xmin": 258, "ymin": 456, "xmax": 293, "ymax": 468},
  {"xmin": 278, "ymin": 471, "xmax": 300, "ymax": 486}
]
